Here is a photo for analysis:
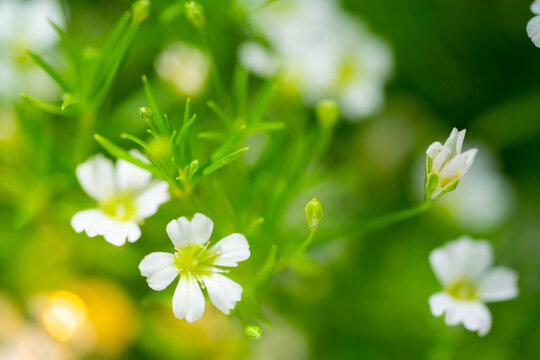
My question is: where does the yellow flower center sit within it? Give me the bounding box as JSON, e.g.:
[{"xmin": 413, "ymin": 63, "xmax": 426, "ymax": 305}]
[
  {"xmin": 101, "ymin": 193, "xmax": 137, "ymax": 221},
  {"xmin": 446, "ymin": 279, "xmax": 478, "ymax": 301},
  {"xmin": 173, "ymin": 244, "xmax": 219, "ymax": 278}
]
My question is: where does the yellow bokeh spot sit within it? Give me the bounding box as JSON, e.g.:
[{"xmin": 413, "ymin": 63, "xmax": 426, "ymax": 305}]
[{"xmin": 42, "ymin": 291, "xmax": 87, "ymax": 342}]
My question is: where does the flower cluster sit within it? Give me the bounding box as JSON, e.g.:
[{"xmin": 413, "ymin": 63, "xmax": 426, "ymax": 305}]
[{"xmin": 238, "ymin": 0, "xmax": 393, "ymax": 120}]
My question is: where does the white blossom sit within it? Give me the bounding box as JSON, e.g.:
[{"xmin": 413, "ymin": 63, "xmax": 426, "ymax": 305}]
[
  {"xmin": 71, "ymin": 153, "xmax": 170, "ymax": 246},
  {"xmin": 429, "ymin": 236, "xmax": 519, "ymax": 336},
  {"xmin": 425, "ymin": 128, "xmax": 478, "ymax": 200},
  {"xmin": 0, "ymin": 0, "xmax": 65, "ymax": 100},
  {"xmin": 238, "ymin": 0, "xmax": 393, "ymax": 120},
  {"xmin": 527, "ymin": 0, "xmax": 540, "ymax": 47},
  {"xmin": 139, "ymin": 213, "xmax": 250, "ymax": 322},
  {"xmin": 154, "ymin": 42, "xmax": 210, "ymax": 97}
]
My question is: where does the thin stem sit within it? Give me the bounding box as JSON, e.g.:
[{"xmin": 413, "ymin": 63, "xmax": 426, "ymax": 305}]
[
  {"xmin": 315, "ymin": 201, "xmax": 434, "ymax": 245},
  {"xmin": 275, "ymin": 229, "xmax": 316, "ymax": 273}
]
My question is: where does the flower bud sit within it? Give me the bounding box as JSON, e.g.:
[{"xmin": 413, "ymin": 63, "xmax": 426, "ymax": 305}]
[
  {"xmin": 315, "ymin": 99, "xmax": 339, "ymax": 129},
  {"xmin": 139, "ymin": 106, "xmax": 153, "ymax": 125},
  {"xmin": 305, "ymin": 198, "xmax": 323, "ymax": 231},
  {"xmin": 189, "ymin": 160, "xmax": 199, "ymax": 175},
  {"xmin": 244, "ymin": 325, "xmax": 262, "ymax": 339},
  {"xmin": 132, "ymin": 0, "xmax": 150, "ymax": 25},
  {"xmin": 184, "ymin": 1, "xmax": 205, "ymax": 29}
]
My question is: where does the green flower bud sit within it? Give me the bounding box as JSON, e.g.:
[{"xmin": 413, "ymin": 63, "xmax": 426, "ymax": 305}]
[
  {"xmin": 184, "ymin": 1, "xmax": 205, "ymax": 29},
  {"xmin": 139, "ymin": 106, "xmax": 153, "ymax": 125},
  {"xmin": 189, "ymin": 160, "xmax": 199, "ymax": 175},
  {"xmin": 305, "ymin": 198, "xmax": 323, "ymax": 231},
  {"xmin": 132, "ymin": 0, "xmax": 151, "ymax": 25},
  {"xmin": 244, "ymin": 325, "xmax": 262, "ymax": 339},
  {"xmin": 315, "ymin": 99, "xmax": 339, "ymax": 129}
]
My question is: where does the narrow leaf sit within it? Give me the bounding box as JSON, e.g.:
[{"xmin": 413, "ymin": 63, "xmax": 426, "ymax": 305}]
[
  {"xmin": 142, "ymin": 75, "xmax": 169, "ymax": 135},
  {"xmin": 94, "ymin": 134, "xmax": 158, "ymax": 175},
  {"xmin": 201, "ymin": 147, "xmax": 249, "ymax": 176},
  {"xmin": 27, "ymin": 51, "xmax": 72, "ymax": 91}
]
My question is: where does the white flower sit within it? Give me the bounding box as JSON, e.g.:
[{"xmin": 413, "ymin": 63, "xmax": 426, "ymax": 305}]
[
  {"xmin": 154, "ymin": 42, "xmax": 210, "ymax": 97},
  {"xmin": 71, "ymin": 153, "xmax": 170, "ymax": 246},
  {"xmin": 527, "ymin": 0, "xmax": 540, "ymax": 47},
  {"xmin": 139, "ymin": 213, "xmax": 250, "ymax": 322},
  {"xmin": 429, "ymin": 236, "xmax": 519, "ymax": 336},
  {"xmin": 238, "ymin": 0, "xmax": 393, "ymax": 120},
  {"xmin": 425, "ymin": 128, "xmax": 478, "ymax": 200},
  {"xmin": 0, "ymin": 0, "xmax": 65, "ymax": 100}
]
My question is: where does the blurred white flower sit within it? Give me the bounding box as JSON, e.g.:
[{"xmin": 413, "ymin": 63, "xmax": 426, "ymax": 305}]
[
  {"xmin": 429, "ymin": 236, "xmax": 519, "ymax": 336},
  {"xmin": 238, "ymin": 0, "xmax": 393, "ymax": 120},
  {"xmin": 527, "ymin": 0, "xmax": 540, "ymax": 47},
  {"xmin": 139, "ymin": 213, "xmax": 250, "ymax": 322},
  {"xmin": 71, "ymin": 153, "xmax": 170, "ymax": 246},
  {"xmin": 425, "ymin": 128, "xmax": 478, "ymax": 200},
  {"xmin": 0, "ymin": 0, "xmax": 65, "ymax": 100},
  {"xmin": 438, "ymin": 144, "xmax": 516, "ymax": 232},
  {"xmin": 155, "ymin": 42, "xmax": 210, "ymax": 97}
]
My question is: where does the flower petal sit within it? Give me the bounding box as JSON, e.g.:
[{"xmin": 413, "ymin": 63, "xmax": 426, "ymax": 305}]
[
  {"xmin": 191, "ymin": 213, "xmax": 214, "ymax": 245},
  {"xmin": 116, "ymin": 159, "xmax": 152, "ymax": 192},
  {"xmin": 166, "ymin": 217, "xmax": 192, "ymax": 248},
  {"xmin": 211, "ymin": 233, "xmax": 250, "ymax": 267},
  {"xmin": 146, "ymin": 266, "xmax": 179, "ymax": 291},
  {"xmin": 202, "ymin": 273, "xmax": 243, "ymax": 315},
  {"xmin": 75, "ymin": 154, "xmax": 115, "ymax": 201},
  {"xmin": 478, "ymin": 267, "xmax": 519, "ymax": 303},
  {"xmin": 71, "ymin": 209, "xmax": 141, "ymax": 246},
  {"xmin": 459, "ymin": 301, "xmax": 492, "ymax": 337},
  {"xmin": 135, "ymin": 181, "xmax": 170, "ymax": 219},
  {"xmin": 432, "ymin": 147, "xmax": 451, "ymax": 173},
  {"xmin": 429, "ymin": 236, "xmax": 493, "ymax": 285},
  {"xmin": 172, "ymin": 275, "xmax": 205, "ymax": 322},
  {"xmin": 428, "ymin": 291, "xmax": 453, "ymax": 317},
  {"xmin": 455, "ymin": 129, "xmax": 466, "ymax": 155},
  {"xmin": 443, "ymin": 128, "xmax": 459, "ymax": 155},
  {"xmin": 527, "ymin": 15, "xmax": 540, "ymax": 48},
  {"xmin": 533, "ymin": 0, "xmax": 540, "ymax": 15},
  {"xmin": 139, "ymin": 252, "xmax": 175, "ymax": 276},
  {"xmin": 426, "ymin": 141, "xmax": 443, "ymax": 159}
]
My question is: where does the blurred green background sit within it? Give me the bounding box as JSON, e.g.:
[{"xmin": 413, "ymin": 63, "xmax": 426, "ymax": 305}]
[{"xmin": 1, "ymin": 0, "xmax": 540, "ymax": 359}]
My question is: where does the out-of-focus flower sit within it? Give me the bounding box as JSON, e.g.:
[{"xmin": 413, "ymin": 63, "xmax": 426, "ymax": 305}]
[
  {"xmin": 238, "ymin": 0, "xmax": 393, "ymax": 120},
  {"xmin": 438, "ymin": 145, "xmax": 516, "ymax": 232},
  {"xmin": 139, "ymin": 213, "xmax": 250, "ymax": 322},
  {"xmin": 41, "ymin": 291, "xmax": 87, "ymax": 342},
  {"xmin": 0, "ymin": 0, "xmax": 64, "ymax": 100},
  {"xmin": 155, "ymin": 42, "xmax": 210, "ymax": 97},
  {"xmin": 71, "ymin": 153, "xmax": 170, "ymax": 246},
  {"xmin": 429, "ymin": 236, "xmax": 519, "ymax": 336},
  {"xmin": 425, "ymin": 128, "xmax": 478, "ymax": 200},
  {"xmin": 527, "ymin": 0, "xmax": 540, "ymax": 47}
]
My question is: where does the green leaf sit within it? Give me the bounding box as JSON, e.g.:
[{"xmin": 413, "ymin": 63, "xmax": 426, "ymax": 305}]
[
  {"xmin": 48, "ymin": 20, "xmax": 81, "ymax": 70},
  {"xmin": 120, "ymin": 133, "xmax": 151, "ymax": 152},
  {"xmin": 197, "ymin": 131, "xmax": 226, "ymax": 142},
  {"xmin": 94, "ymin": 134, "xmax": 158, "ymax": 175},
  {"xmin": 424, "ymin": 172, "xmax": 439, "ymax": 201},
  {"xmin": 251, "ymin": 244, "xmax": 277, "ymax": 291},
  {"xmin": 21, "ymin": 94, "xmax": 75, "ymax": 117},
  {"xmin": 246, "ymin": 121, "xmax": 285, "ymax": 134},
  {"xmin": 233, "ymin": 65, "xmax": 249, "ymax": 117},
  {"xmin": 142, "ymin": 75, "xmax": 170, "ymax": 135},
  {"xmin": 246, "ymin": 78, "xmax": 277, "ymax": 123},
  {"xmin": 27, "ymin": 51, "xmax": 72, "ymax": 92},
  {"xmin": 207, "ymin": 101, "xmax": 232, "ymax": 127},
  {"xmin": 200, "ymin": 147, "xmax": 249, "ymax": 176}
]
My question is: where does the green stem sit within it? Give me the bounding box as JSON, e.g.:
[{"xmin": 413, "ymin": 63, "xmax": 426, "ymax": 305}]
[
  {"xmin": 315, "ymin": 201, "xmax": 434, "ymax": 245},
  {"xmin": 275, "ymin": 229, "xmax": 316, "ymax": 273}
]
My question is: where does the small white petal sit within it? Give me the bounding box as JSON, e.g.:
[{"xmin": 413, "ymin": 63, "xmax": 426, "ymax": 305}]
[
  {"xmin": 428, "ymin": 292, "xmax": 453, "ymax": 317},
  {"xmin": 75, "ymin": 154, "xmax": 115, "ymax": 201},
  {"xmin": 166, "ymin": 217, "xmax": 192, "ymax": 248},
  {"xmin": 460, "ymin": 302, "xmax": 492, "ymax": 336},
  {"xmin": 432, "ymin": 147, "xmax": 451, "ymax": 172},
  {"xmin": 202, "ymin": 273, "xmax": 243, "ymax": 315},
  {"xmin": 191, "ymin": 213, "xmax": 214, "ymax": 245},
  {"xmin": 439, "ymin": 153, "xmax": 467, "ymax": 180},
  {"xmin": 71, "ymin": 209, "xmax": 141, "ymax": 246},
  {"xmin": 430, "ymin": 237, "xmax": 493, "ymax": 283},
  {"xmin": 139, "ymin": 252, "xmax": 175, "ymax": 276},
  {"xmin": 146, "ymin": 265, "xmax": 179, "ymax": 291},
  {"xmin": 456, "ymin": 129, "xmax": 466, "ymax": 155},
  {"xmin": 479, "ymin": 267, "xmax": 519, "ymax": 303},
  {"xmin": 135, "ymin": 181, "xmax": 170, "ymax": 219},
  {"xmin": 458, "ymin": 148, "xmax": 478, "ymax": 177},
  {"xmin": 116, "ymin": 159, "xmax": 152, "ymax": 192},
  {"xmin": 426, "ymin": 141, "xmax": 443, "ymax": 159},
  {"xmin": 527, "ymin": 16, "xmax": 540, "ymax": 48},
  {"xmin": 443, "ymin": 128, "xmax": 459, "ymax": 155},
  {"xmin": 533, "ymin": 0, "xmax": 540, "ymax": 15},
  {"xmin": 211, "ymin": 233, "xmax": 250, "ymax": 267},
  {"xmin": 172, "ymin": 275, "xmax": 205, "ymax": 322}
]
